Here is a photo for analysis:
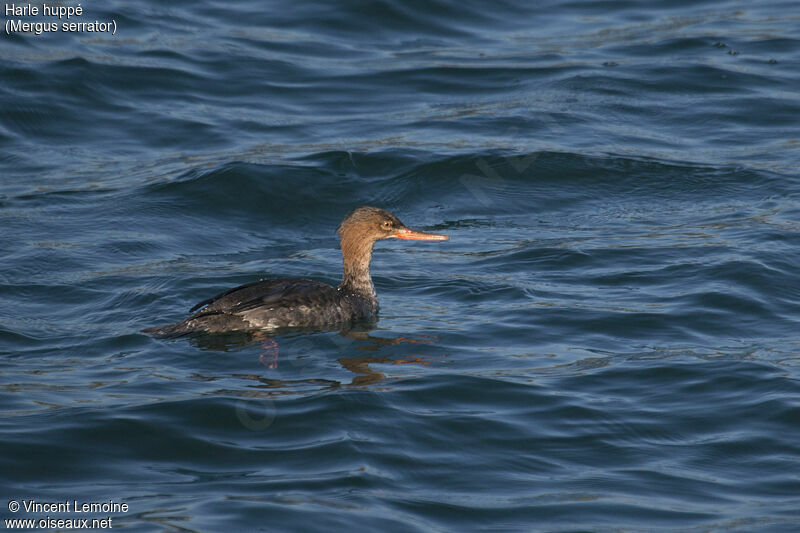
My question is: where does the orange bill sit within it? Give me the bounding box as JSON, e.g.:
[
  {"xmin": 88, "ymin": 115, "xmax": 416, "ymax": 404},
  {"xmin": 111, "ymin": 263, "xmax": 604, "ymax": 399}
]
[{"xmin": 393, "ymin": 227, "xmax": 449, "ymax": 241}]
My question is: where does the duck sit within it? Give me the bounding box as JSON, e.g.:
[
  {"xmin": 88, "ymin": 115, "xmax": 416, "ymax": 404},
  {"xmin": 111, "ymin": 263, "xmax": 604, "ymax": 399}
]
[{"xmin": 142, "ymin": 206, "xmax": 449, "ymax": 337}]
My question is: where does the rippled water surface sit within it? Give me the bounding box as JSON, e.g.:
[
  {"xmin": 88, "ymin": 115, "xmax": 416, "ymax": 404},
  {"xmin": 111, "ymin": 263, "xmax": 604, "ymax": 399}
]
[{"xmin": 2, "ymin": 0, "xmax": 800, "ymax": 531}]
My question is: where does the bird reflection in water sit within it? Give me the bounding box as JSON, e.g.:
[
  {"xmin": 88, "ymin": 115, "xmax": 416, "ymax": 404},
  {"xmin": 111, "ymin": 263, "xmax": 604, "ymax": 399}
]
[{"xmin": 186, "ymin": 324, "xmax": 440, "ymax": 386}]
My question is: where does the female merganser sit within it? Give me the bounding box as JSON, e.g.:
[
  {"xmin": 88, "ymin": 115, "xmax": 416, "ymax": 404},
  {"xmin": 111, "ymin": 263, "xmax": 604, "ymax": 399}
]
[{"xmin": 142, "ymin": 206, "xmax": 449, "ymax": 337}]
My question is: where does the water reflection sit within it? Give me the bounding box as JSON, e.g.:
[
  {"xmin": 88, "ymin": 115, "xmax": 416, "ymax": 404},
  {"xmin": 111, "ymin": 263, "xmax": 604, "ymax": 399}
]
[{"xmin": 186, "ymin": 325, "xmax": 438, "ymax": 386}]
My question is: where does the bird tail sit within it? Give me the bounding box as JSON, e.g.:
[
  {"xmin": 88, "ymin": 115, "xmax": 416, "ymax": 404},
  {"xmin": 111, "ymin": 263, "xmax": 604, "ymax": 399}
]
[{"xmin": 141, "ymin": 321, "xmax": 192, "ymax": 338}]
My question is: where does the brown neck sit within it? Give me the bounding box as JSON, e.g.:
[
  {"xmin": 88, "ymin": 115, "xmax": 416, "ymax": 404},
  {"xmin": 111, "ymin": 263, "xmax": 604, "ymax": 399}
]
[{"xmin": 338, "ymin": 230, "xmax": 377, "ymax": 299}]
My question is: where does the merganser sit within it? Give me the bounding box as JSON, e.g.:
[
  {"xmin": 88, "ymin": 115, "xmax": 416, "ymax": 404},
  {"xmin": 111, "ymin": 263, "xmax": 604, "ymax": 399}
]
[{"xmin": 142, "ymin": 206, "xmax": 449, "ymax": 337}]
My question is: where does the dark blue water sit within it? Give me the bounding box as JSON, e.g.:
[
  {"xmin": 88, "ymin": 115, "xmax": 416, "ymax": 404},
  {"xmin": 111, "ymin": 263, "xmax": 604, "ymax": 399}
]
[{"xmin": 2, "ymin": 0, "xmax": 800, "ymax": 530}]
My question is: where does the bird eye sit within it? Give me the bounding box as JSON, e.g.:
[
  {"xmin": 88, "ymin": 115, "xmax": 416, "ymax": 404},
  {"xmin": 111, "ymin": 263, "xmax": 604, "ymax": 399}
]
[{"xmin": 382, "ymin": 220, "xmax": 393, "ymax": 230}]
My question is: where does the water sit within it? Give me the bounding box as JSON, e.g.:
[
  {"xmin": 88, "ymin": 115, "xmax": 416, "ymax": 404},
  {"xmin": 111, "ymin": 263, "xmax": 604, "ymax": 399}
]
[{"xmin": 2, "ymin": 0, "xmax": 800, "ymax": 530}]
